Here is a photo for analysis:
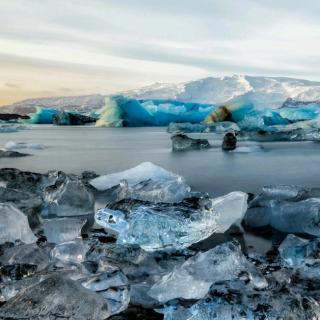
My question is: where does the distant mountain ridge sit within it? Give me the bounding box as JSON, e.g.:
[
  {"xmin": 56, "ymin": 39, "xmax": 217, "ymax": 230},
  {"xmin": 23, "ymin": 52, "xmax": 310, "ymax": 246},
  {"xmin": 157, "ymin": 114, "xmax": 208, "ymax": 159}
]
[{"xmin": 2, "ymin": 75, "xmax": 320, "ymax": 114}]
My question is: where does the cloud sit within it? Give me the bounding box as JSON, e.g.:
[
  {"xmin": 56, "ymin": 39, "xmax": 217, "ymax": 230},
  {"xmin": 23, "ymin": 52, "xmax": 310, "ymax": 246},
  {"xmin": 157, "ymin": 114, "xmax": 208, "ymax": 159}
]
[{"xmin": 4, "ymin": 82, "xmax": 20, "ymax": 89}]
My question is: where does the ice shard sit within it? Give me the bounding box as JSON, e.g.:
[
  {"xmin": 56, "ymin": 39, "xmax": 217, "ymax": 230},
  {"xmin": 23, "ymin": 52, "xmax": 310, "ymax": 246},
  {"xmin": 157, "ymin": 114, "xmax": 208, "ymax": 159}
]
[
  {"xmin": 0, "ymin": 275, "xmax": 111, "ymax": 320},
  {"xmin": 148, "ymin": 241, "xmax": 264, "ymax": 302},
  {"xmin": 171, "ymin": 133, "xmax": 210, "ymax": 151},
  {"xmin": 95, "ymin": 192, "xmax": 248, "ymax": 251},
  {"xmin": 0, "ymin": 203, "xmax": 37, "ymax": 244},
  {"xmin": 43, "ymin": 217, "xmax": 86, "ymax": 243}
]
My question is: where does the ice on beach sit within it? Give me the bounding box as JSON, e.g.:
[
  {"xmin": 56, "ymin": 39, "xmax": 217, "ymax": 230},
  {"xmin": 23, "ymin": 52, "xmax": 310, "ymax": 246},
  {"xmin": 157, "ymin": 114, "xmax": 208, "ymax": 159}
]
[
  {"xmin": 0, "ymin": 275, "xmax": 111, "ymax": 320},
  {"xmin": 5, "ymin": 141, "xmax": 46, "ymax": 150},
  {"xmin": 43, "ymin": 217, "xmax": 86, "ymax": 243},
  {"xmin": 90, "ymin": 162, "xmax": 187, "ymax": 192},
  {"xmin": 148, "ymin": 241, "xmax": 264, "ymax": 302},
  {"xmin": 43, "ymin": 176, "xmax": 95, "ymax": 217},
  {"xmin": 95, "ymin": 192, "xmax": 248, "ymax": 251},
  {"xmin": 0, "ymin": 203, "xmax": 37, "ymax": 244},
  {"xmin": 50, "ymin": 239, "xmax": 89, "ymax": 266},
  {"xmin": 245, "ymin": 197, "xmax": 320, "ymax": 236},
  {"xmin": 81, "ymin": 269, "xmax": 130, "ymax": 315}
]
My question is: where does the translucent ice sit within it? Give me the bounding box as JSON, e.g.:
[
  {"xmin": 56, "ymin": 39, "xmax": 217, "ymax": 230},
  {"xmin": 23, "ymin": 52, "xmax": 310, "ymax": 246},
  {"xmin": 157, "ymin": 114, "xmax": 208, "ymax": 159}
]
[
  {"xmin": 95, "ymin": 192, "xmax": 248, "ymax": 251},
  {"xmin": 43, "ymin": 176, "xmax": 94, "ymax": 217},
  {"xmin": 24, "ymin": 106, "xmax": 59, "ymax": 124},
  {"xmin": 0, "ymin": 274, "xmax": 111, "ymax": 320},
  {"xmin": 81, "ymin": 269, "xmax": 130, "ymax": 315},
  {"xmin": 50, "ymin": 239, "xmax": 89, "ymax": 266},
  {"xmin": 148, "ymin": 241, "xmax": 262, "ymax": 302},
  {"xmin": 171, "ymin": 133, "xmax": 210, "ymax": 151},
  {"xmin": 5, "ymin": 141, "xmax": 46, "ymax": 150},
  {"xmin": 90, "ymin": 162, "xmax": 187, "ymax": 192},
  {"xmin": 0, "ymin": 203, "xmax": 37, "ymax": 244},
  {"xmin": 43, "ymin": 217, "xmax": 86, "ymax": 243},
  {"xmin": 245, "ymin": 198, "xmax": 320, "ymax": 236}
]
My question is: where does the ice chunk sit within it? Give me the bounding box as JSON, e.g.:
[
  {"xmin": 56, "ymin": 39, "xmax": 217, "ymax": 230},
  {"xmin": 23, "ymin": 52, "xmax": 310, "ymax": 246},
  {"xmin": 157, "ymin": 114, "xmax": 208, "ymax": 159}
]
[
  {"xmin": 5, "ymin": 141, "xmax": 45, "ymax": 150},
  {"xmin": 0, "ymin": 243, "xmax": 49, "ymax": 271},
  {"xmin": 95, "ymin": 192, "xmax": 248, "ymax": 251},
  {"xmin": 171, "ymin": 133, "xmax": 210, "ymax": 151},
  {"xmin": 81, "ymin": 269, "xmax": 130, "ymax": 315},
  {"xmin": 43, "ymin": 217, "xmax": 86, "ymax": 243},
  {"xmin": 90, "ymin": 162, "xmax": 185, "ymax": 191},
  {"xmin": 278, "ymin": 234, "xmax": 319, "ymax": 267},
  {"xmin": 43, "ymin": 176, "xmax": 94, "ymax": 217},
  {"xmin": 148, "ymin": 241, "xmax": 261, "ymax": 302},
  {"xmin": 167, "ymin": 122, "xmax": 209, "ymax": 133},
  {"xmin": 0, "ymin": 274, "xmax": 111, "ymax": 320},
  {"xmin": 0, "ymin": 149, "xmax": 30, "ymax": 158},
  {"xmin": 51, "ymin": 239, "xmax": 89, "ymax": 266},
  {"xmin": 245, "ymin": 198, "xmax": 320, "ymax": 236},
  {"xmin": 0, "ymin": 203, "xmax": 37, "ymax": 244}
]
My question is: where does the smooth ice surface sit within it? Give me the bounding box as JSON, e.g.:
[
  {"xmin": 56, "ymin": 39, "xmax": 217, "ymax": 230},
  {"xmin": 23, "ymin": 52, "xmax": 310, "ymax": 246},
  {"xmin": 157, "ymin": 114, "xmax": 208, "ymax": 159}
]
[
  {"xmin": 0, "ymin": 275, "xmax": 111, "ymax": 320},
  {"xmin": 148, "ymin": 242, "xmax": 254, "ymax": 302},
  {"xmin": 43, "ymin": 217, "xmax": 86, "ymax": 243},
  {"xmin": 95, "ymin": 192, "xmax": 248, "ymax": 251},
  {"xmin": 0, "ymin": 203, "xmax": 37, "ymax": 244},
  {"xmin": 43, "ymin": 177, "xmax": 94, "ymax": 217},
  {"xmin": 91, "ymin": 162, "xmax": 186, "ymax": 191}
]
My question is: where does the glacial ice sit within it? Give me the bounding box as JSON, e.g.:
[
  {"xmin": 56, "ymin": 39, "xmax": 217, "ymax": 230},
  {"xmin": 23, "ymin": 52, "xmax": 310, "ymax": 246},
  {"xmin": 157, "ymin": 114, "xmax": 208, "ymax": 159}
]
[
  {"xmin": 245, "ymin": 197, "xmax": 320, "ymax": 236},
  {"xmin": 95, "ymin": 192, "xmax": 248, "ymax": 251},
  {"xmin": 90, "ymin": 162, "xmax": 187, "ymax": 192},
  {"xmin": 52, "ymin": 111, "xmax": 96, "ymax": 125},
  {"xmin": 80, "ymin": 269, "xmax": 130, "ymax": 315},
  {"xmin": 171, "ymin": 133, "xmax": 210, "ymax": 151},
  {"xmin": 5, "ymin": 141, "xmax": 46, "ymax": 150},
  {"xmin": 0, "ymin": 274, "xmax": 111, "ymax": 320},
  {"xmin": 50, "ymin": 239, "xmax": 89, "ymax": 266},
  {"xmin": 25, "ymin": 106, "xmax": 59, "ymax": 124},
  {"xmin": 0, "ymin": 203, "xmax": 37, "ymax": 244},
  {"xmin": 95, "ymin": 96, "xmax": 215, "ymax": 127},
  {"xmin": 43, "ymin": 176, "xmax": 95, "ymax": 217},
  {"xmin": 43, "ymin": 217, "xmax": 86, "ymax": 243},
  {"xmin": 148, "ymin": 241, "xmax": 265, "ymax": 302}
]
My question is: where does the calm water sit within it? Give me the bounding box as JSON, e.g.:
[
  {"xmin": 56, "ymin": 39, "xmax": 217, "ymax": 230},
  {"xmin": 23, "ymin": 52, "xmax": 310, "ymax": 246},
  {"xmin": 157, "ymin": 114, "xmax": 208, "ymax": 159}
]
[{"xmin": 1, "ymin": 125, "xmax": 320, "ymax": 196}]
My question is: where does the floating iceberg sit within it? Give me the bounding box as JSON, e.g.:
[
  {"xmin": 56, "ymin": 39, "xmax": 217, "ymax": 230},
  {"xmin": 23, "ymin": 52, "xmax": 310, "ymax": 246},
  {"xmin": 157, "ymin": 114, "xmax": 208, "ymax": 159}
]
[
  {"xmin": 96, "ymin": 96, "xmax": 215, "ymax": 127},
  {"xmin": 171, "ymin": 133, "xmax": 210, "ymax": 151},
  {"xmin": 0, "ymin": 203, "xmax": 37, "ymax": 244},
  {"xmin": 95, "ymin": 192, "xmax": 248, "ymax": 251},
  {"xmin": 5, "ymin": 141, "xmax": 46, "ymax": 150},
  {"xmin": 24, "ymin": 106, "xmax": 59, "ymax": 124},
  {"xmin": 148, "ymin": 241, "xmax": 265, "ymax": 302},
  {"xmin": 53, "ymin": 111, "xmax": 96, "ymax": 125}
]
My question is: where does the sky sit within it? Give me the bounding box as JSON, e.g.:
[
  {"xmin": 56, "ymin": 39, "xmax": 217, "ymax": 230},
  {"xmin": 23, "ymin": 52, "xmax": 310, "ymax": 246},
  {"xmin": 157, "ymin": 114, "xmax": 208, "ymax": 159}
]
[{"xmin": 0, "ymin": 0, "xmax": 320, "ymax": 106}]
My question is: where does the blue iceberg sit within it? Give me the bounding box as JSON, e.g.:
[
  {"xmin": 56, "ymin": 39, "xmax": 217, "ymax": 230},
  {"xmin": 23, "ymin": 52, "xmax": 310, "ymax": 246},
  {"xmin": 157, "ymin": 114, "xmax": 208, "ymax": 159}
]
[
  {"xmin": 96, "ymin": 96, "xmax": 215, "ymax": 127},
  {"xmin": 24, "ymin": 107, "xmax": 59, "ymax": 124}
]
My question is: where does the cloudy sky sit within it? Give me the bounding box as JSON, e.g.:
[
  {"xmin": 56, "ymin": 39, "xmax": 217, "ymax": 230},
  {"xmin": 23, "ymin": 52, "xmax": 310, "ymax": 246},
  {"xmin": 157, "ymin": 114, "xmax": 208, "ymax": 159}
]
[{"xmin": 0, "ymin": 0, "xmax": 320, "ymax": 105}]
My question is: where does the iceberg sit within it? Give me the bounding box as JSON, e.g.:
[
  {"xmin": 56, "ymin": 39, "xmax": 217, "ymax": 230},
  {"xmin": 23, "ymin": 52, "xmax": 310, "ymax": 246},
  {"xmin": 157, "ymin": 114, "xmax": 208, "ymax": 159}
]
[
  {"xmin": 24, "ymin": 106, "xmax": 59, "ymax": 124},
  {"xmin": 95, "ymin": 192, "xmax": 248, "ymax": 251},
  {"xmin": 0, "ymin": 275, "xmax": 111, "ymax": 320},
  {"xmin": 148, "ymin": 241, "xmax": 265, "ymax": 302},
  {"xmin": 0, "ymin": 203, "xmax": 37, "ymax": 244},
  {"xmin": 95, "ymin": 96, "xmax": 215, "ymax": 127},
  {"xmin": 53, "ymin": 111, "xmax": 96, "ymax": 125}
]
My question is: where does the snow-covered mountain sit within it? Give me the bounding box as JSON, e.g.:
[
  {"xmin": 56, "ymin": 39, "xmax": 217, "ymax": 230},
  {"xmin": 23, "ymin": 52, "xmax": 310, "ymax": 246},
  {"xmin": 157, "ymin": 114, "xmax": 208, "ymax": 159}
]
[
  {"xmin": 2, "ymin": 75, "xmax": 320, "ymax": 114},
  {"xmin": 122, "ymin": 75, "xmax": 320, "ymax": 109}
]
